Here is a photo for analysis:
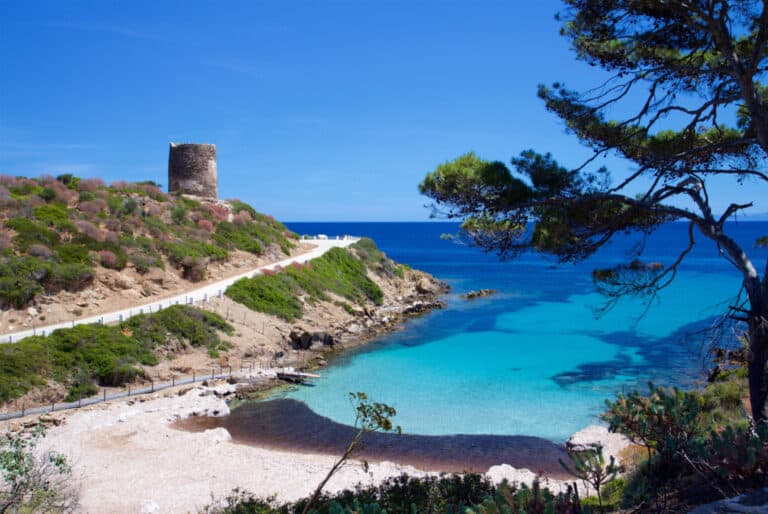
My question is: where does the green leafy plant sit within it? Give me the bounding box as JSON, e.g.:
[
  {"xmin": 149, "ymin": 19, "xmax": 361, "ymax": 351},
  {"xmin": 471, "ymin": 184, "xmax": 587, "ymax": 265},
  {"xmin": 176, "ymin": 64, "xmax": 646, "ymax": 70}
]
[
  {"xmin": 559, "ymin": 446, "xmax": 618, "ymax": 511},
  {"xmin": 0, "ymin": 423, "xmax": 78, "ymax": 512}
]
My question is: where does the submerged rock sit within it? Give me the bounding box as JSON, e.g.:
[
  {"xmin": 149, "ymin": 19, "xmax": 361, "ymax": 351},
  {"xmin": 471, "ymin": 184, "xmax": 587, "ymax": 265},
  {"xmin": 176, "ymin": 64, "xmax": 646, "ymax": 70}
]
[{"xmin": 462, "ymin": 289, "xmax": 497, "ymax": 300}]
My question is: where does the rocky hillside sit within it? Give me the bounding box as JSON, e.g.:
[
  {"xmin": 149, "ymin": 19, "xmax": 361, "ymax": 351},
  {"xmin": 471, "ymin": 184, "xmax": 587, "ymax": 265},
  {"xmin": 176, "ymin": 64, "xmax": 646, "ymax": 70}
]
[
  {"xmin": 0, "ymin": 174, "xmax": 301, "ymax": 333},
  {"xmin": 0, "ymin": 174, "xmax": 448, "ymax": 408}
]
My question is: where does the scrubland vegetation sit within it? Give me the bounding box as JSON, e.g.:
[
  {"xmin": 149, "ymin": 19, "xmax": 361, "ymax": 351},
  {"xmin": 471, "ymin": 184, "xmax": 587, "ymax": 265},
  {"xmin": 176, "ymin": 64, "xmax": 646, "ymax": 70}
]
[
  {"xmin": 225, "ymin": 238, "xmax": 404, "ymax": 321},
  {"xmin": 0, "ymin": 305, "xmax": 232, "ymax": 402},
  {"xmin": 0, "ymin": 174, "xmax": 295, "ymax": 308}
]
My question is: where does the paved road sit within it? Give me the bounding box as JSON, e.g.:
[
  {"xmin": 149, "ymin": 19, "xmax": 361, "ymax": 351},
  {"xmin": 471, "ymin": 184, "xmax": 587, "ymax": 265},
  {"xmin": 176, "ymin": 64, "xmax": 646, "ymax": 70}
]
[{"xmin": 2, "ymin": 237, "xmax": 358, "ymax": 343}]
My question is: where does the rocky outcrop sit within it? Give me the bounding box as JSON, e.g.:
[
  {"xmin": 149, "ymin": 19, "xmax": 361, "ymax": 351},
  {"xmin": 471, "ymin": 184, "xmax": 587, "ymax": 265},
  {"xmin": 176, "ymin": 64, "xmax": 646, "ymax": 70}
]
[
  {"xmin": 462, "ymin": 289, "xmax": 497, "ymax": 300},
  {"xmin": 288, "ymin": 329, "xmax": 335, "ymax": 350},
  {"xmin": 566, "ymin": 425, "xmax": 632, "ymax": 467},
  {"xmin": 688, "ymin": 488, "xmax": 768, "ymax": 514},
  {"xmin": 402, "ymin": 300, "xmax": 446, "ymax": 316}
]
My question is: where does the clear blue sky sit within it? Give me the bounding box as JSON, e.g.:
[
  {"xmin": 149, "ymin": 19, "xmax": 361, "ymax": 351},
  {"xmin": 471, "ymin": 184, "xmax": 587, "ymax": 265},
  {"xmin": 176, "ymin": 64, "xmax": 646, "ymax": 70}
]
[{"xmin": 1, "ymin": 0, "xmax": 765, "ymax": 221}]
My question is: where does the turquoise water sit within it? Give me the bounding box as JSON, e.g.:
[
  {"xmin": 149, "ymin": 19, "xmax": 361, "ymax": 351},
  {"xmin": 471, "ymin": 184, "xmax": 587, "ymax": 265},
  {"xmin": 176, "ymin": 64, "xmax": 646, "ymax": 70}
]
[{"xmin": 280, "ymin": 222, "xmax": 766, "ymax": 442}]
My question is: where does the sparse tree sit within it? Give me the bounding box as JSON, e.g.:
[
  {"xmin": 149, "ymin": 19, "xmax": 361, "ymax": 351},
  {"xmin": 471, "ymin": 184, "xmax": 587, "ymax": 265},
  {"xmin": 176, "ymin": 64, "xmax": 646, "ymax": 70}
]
[
  {"xmin": 301, "ymin": 392, "xmax": 400, "ymax": 514},
  {"xmin": 420, "ymin": 0, "xmax": 768, "ymax": 423},
  {"xmin": 559, "ymin": 445, "xmax": 618, "ymax": 511}
]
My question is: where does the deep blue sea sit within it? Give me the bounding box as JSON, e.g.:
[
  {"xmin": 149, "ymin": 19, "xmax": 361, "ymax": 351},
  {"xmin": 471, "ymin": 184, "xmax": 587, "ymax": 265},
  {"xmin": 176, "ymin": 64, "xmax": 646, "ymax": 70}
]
[{"xmin": 277, "ymin": 221, "xmax": 767, "ymax": 442}]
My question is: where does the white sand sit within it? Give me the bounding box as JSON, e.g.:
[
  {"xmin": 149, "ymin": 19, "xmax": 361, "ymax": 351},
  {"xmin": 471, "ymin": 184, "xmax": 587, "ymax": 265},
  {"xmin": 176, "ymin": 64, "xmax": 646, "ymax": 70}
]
[
  {"xmin": 29, "ymin": 382, "xmax": 621, "ymax": 513},
  {"xmin": 38, "ymin": 384, "xmax": 429, "ymax": 513}
]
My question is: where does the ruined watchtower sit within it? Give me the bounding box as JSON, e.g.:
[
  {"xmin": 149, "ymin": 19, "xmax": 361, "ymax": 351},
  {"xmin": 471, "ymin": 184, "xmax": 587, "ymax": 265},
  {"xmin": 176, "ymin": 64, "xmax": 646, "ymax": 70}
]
[{"xmin": 168, "ymin": 143, "xmax": 218, "ymax": 199}]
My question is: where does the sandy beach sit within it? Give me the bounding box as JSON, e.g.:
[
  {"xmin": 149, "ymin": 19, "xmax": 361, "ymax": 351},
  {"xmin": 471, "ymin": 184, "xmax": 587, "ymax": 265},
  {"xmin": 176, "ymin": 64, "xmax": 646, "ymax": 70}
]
[{"xmin": 6, "ymin": 378, "xmax": 629, "ymax": 513}]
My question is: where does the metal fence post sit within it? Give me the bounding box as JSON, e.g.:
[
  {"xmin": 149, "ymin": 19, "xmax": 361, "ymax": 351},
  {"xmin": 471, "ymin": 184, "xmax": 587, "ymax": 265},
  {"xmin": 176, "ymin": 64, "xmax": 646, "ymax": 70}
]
[
  {"xmin": 51, "ymin": 401, "xmax": 54, "ymax": 412},
  {"xmin": 21, "ymin": 404, "xmax": 24, "ymax": 417},
  {"xmin": 192, "ymin": 371, "xmax": 195, "ymax": 382},
  {"xmin": 150, "ymin": 380, "xmax": 154, "ymax": 393},
  {"xmin": 172, "ymin": 376, "xmax": 175, "ymax": 387}
]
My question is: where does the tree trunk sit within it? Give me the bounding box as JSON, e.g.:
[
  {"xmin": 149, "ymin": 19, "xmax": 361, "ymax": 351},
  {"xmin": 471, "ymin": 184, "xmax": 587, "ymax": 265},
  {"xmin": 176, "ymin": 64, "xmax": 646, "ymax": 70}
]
[{"xmin": 747, "ymin": 306, "xmax": 768, "ymax": 424}]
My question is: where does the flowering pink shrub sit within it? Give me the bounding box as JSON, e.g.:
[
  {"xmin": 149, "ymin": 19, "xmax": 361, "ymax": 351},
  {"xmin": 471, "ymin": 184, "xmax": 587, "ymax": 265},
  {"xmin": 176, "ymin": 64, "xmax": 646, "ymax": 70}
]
[
  {"xmin": 74, "ymin": 220, "xmax": 103, "ymax": 241},
  {"xmin": 50, "ymin": 181, "xmax": 78, "ymax": 205},
  {"xmin": 104, "ymin": 218, "xmax": 121, "ymax": 232},
  {"xmin": 139, "ymin": 183, "xmax": 164, "ymax": 198},
  {"xmin": 104, "ymin": 231, "xmax": 120, "ymax": 244},
  {"xmin": 38, "ymin": 174, "xmax": 57, "ymax": 185},
  {"xmin": 233, "ymin": 210, "xmax": 252, "ymax": 226},
  {"xmin": 77, "ymin": 177, "xmax": 105, "ymax": 192},
  {"xmin": 0, "ymin": 186, "xmax": 9, "ymax": 201},
  {"xmin": 261, "ymin": 268, "xmax": 275, "ymax": 276},
  {"xmin": 0, "ymin": 175, "xmax": 16, "ymax": 187},
  {"xmin": 99, "ymin": 250, "xmax": 119, "ymax": 268},
  {"xmin": 206, "ymin": 204, "xmax": 230, "ymax": 222},
  {"xmin": 144, "ymin": 201, "xmax": 162, "ymax": 216},
  {"xmin": 110, "ymin": 180, "xmax": 129, "ymax": 190},
  {"xmin": 197, "ymin": 219, "xmax": 214, "ymax": 232},
  {"xmin": 0, "ymin": 231, "xmax": 11, "ymax": 250},
  {"xmin": 25, "ymin": 196, "xmax": 46, "ymax": 212},
  {"xmin": 148, "ymin": 226, "xmax": 165, "ymax": 239},
  {"xmin": 28, "ymin": 244, "xmax": 52, "ymax": 258},
  {"xmin": 79, "ymin": 199, "xmax": 106, "ymax": 214}
]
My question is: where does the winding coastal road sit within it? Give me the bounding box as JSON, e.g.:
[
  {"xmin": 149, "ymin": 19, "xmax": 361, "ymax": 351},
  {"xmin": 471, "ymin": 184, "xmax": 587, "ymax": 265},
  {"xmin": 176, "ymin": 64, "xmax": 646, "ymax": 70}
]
[{"xmin": 1, "ymin": 237, "xmax": 358, "ymax": 344}]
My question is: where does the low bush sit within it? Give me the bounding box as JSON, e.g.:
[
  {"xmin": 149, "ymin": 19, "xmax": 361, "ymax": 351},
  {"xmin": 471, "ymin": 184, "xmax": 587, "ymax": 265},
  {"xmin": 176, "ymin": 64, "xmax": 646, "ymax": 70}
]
[
  {"xmin": 204, "ymin": 474, "xmax": 587, "ymax": 514},
  {"xmin": 6, "ymin": 218, "xmax": 60, "ymax": 251}
]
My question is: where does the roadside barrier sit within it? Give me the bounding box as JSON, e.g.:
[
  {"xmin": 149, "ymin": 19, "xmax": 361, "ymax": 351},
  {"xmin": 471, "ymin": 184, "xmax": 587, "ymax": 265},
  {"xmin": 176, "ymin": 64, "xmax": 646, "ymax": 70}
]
[{"xmin": 0, "ymin": 360, "xmax": 280, "ymax": 421}]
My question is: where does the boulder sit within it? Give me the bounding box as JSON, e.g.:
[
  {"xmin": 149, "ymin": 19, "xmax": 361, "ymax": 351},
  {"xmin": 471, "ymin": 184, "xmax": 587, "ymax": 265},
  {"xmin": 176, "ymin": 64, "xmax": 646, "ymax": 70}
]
[
  {"xmin": 416, "ymin": 278, "xmax": 437, "ymax": 295},
  {"xmin": 688, "ymin": 488, "xmax": 768, "ymax": 514},
  {"xmin": 289, "ymin": 329, "xmax": 313, "ymax": 350},
  {"xmin": 567, "ymin": 425, "xmax": 631, "ymax": 466},
  {"xmin": 288, "ymin": 330, "xmax": 333, "ymax": 350}
]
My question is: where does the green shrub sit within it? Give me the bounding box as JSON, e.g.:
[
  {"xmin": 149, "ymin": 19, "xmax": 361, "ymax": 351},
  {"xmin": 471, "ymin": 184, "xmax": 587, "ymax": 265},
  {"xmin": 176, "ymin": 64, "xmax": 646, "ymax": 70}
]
[
  {"xmin": 37, "ymin": 188, "xmax": 57, "ymax": 203},
  {"xmin": 226, "ymin": 247, "xmax": 383, "ymax": 321},
  {"xmin": 46, "ymin": 262, "xmax": 94, "ymax": 292},
  {"xmin": 228, "ymin": 199, "xmax": 258, "ymax": 219},
  {"xmin": 64, "ymin": 382, "xmax": 98, "ymax": 402},
  {"xmin": 214, "ymin": 222, "xmax": 264, "ymax": 255},
  {"xmin": 122, "ymin": 198, "xmax": 138, "ymax": 215},
  {"xmin": 0, "ymin": 256, "xmax": 49, "ymax": 308},
  {"xmin": 126, "ymin": 305, "xmax": 234, "ymax": 349},
  {"xmin": 56, "ymin": 243, "xmax": 91, "ymax": 265},
  {"xmin": 6, "ymin": 218, "xmax": 60, "ymax": 250},
  {"xmin": 226, "ymin": 275, "xmax": 303, "ymax": 321},
  {"xmin": 56, "ymin": 173, "xmax": 78, "ymax": 187},
  {"xmin": 171, "ymin": 205, "xmax": 187, "ymax": 224},
  {"xmin": 32, "ymin": 203, "xmax": 69, "ymax": 226}
]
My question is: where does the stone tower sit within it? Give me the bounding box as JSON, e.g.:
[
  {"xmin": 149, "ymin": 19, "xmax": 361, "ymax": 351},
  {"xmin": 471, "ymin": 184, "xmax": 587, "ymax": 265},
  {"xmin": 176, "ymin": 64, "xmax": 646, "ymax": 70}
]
[{"xmin": 168, "ymin": 143, "xmax": 218, "ymax": 199}]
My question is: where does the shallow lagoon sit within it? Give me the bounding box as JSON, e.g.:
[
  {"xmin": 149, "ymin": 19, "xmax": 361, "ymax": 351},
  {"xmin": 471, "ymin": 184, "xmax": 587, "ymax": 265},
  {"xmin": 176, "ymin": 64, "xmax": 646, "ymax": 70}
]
[{"xmin": 274, "ymin": 222, "xmax": 766, "ymax": 441}]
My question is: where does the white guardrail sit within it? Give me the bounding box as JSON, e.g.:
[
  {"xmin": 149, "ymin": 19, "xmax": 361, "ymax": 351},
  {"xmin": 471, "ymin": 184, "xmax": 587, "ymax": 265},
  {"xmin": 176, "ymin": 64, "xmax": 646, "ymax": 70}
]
[{"xmin": 1, "ymin": 237, "xmax": 358, "ymax": 344}]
